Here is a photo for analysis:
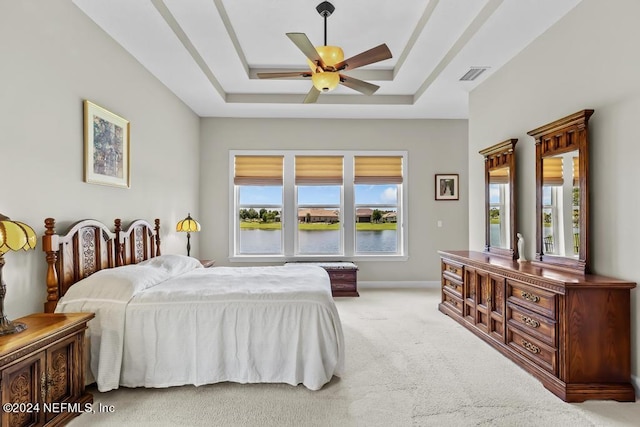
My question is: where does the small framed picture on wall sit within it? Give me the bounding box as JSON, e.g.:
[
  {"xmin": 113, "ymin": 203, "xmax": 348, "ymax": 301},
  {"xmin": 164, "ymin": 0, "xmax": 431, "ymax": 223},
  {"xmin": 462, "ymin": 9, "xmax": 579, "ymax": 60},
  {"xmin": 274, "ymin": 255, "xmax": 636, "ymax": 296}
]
[{"xmin": 435, "ymin": 174, "xmax": 459, "ymax": 200}]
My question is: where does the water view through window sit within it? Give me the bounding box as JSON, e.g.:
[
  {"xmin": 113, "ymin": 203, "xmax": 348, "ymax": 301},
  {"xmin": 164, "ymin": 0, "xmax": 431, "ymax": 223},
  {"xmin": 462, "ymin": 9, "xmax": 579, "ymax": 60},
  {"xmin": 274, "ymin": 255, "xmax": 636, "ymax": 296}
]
[{"xmin": 238, "ymin": 184, "xmax": 398, "ymax": 254}]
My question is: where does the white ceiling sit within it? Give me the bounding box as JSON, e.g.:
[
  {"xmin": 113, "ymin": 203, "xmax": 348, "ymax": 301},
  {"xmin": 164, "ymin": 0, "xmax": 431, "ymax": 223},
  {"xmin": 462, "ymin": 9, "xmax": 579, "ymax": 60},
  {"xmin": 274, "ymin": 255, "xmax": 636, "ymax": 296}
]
[{"xmin": 72, "ymin": 0, "xmax": 581, "ymax": 119}]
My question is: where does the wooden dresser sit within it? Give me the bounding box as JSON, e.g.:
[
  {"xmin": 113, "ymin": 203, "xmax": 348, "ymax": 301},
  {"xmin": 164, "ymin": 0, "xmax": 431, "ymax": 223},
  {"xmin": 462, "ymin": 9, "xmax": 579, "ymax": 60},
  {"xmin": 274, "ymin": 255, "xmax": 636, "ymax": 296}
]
[
  {"xmin": 0, "ymin": 313, "xmax": 94, "ymax": 426},
  {"xmin": 438, "ymin": 250, "xmax": 636, "ymax": 402}
]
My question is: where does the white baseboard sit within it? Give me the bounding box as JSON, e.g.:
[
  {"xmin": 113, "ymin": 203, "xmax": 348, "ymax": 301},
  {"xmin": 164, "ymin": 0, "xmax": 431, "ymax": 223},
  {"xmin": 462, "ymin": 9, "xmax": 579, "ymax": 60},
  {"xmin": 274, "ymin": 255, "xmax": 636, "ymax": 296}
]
[
  {"xmin": 358, "ymin": 281, "xmax": 440, "ymax": 289},
  {"xmin": 632, "ymin": 374, "xmax": 639, "ymax": 397}
]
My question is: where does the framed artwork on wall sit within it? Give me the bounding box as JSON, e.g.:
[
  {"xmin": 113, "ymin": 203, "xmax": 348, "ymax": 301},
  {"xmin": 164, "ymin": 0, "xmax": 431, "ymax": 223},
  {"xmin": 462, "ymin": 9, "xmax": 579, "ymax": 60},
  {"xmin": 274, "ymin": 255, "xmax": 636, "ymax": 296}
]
[
  {"xmin": 435, "ymin": 174, "xmax": 459, "ymax": 200},
  {"xmin": 83, "ymin": 100, "xmax": 130, "ymax": 188}
]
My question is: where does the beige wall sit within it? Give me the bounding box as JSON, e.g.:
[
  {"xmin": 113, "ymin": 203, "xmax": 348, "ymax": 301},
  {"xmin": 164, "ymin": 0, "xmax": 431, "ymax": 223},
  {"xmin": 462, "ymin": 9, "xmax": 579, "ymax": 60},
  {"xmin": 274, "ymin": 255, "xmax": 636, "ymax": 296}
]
[
  {"xmin": 200, "ymin": 118, "xmax": 468, "ymax": 283},
  {"xmin": 0, "ymin": 0, "xmax": 200, "ymax": 318},
  {"xmin": 469, "ymin": 0, "xmax": 640, "ymax": 381}
]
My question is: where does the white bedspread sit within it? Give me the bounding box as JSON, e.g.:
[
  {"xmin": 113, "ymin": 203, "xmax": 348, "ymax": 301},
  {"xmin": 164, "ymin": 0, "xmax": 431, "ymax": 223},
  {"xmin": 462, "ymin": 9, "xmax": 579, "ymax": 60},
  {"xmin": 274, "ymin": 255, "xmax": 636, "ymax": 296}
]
[{"xmin": 55, "ymin": 255, "xmax": 344, "ymax": 392}]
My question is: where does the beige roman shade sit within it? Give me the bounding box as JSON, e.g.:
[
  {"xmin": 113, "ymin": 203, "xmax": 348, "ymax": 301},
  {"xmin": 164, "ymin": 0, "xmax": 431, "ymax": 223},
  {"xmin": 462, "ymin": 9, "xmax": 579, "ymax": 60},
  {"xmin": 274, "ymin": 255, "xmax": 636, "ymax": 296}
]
[
  {"xmin": 354, "ymin": 156, "xmax": 403, "ymax": 184},
  {"xmin": 234, "ymin": 155, "xmax": 284, "ymax": 185},
  {"xmin": 489, "ymin": 167, "xmax": 509, "ymax": 184},
  {"xmin": 295, "ymin": 156, "xmax": 343, "ymax": 185},
  {"xmin": 542, "ymin": 157, "xmax": 563, "ymax": 186}
]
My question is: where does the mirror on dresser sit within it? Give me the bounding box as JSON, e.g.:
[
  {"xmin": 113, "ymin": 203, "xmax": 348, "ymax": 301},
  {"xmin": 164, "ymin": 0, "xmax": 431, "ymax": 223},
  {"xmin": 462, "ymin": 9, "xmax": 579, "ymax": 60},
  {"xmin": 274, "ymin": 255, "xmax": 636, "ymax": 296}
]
[
  {"xmin": 479, "ymin": 139, "xmax": 518, "ymax": 259},
  {"xmin": 527, "ymin": 110, "xmax": 593, "ymax": 273}
]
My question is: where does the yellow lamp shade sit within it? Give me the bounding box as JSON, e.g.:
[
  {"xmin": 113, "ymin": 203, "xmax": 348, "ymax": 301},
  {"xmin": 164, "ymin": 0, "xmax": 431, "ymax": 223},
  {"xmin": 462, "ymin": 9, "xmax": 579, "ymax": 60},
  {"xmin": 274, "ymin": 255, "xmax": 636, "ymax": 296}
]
[
  {"xmin": 0, "ymin": 215, "xmax": 37, "ymax": 254},
  {"xmin": 311, "ymin": 71, "xmax": 340, "ymax": 92},
  {"xmin": 176, "ymin": 214, "xmax": 201, "ymax": 233},
  {"xmin": 307, "ymin": 45, "xmax": 344, "ymax": 69},
  {"xmin": 320, "ymin": 45, "xmax": 344, "ymax": 66}
]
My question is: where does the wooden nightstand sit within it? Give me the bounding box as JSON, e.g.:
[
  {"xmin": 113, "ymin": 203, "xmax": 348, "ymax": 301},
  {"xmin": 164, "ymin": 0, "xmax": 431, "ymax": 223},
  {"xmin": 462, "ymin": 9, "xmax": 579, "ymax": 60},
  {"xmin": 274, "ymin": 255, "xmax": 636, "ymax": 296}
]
[
  {"xmin": 0, "ymin": 312, "xmax": 94, "ymax": 427},
  {"xmin": 199, "ymin": 259, "xmax": 216, "ymax": 268}
]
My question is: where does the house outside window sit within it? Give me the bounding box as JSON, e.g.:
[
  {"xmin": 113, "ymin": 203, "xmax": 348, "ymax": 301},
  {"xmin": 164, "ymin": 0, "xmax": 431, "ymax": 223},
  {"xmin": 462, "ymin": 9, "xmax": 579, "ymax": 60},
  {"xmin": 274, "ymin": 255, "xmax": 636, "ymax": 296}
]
[{"xmin": 230, "ymin": 150, "xmax": 407, "ymax": 261}]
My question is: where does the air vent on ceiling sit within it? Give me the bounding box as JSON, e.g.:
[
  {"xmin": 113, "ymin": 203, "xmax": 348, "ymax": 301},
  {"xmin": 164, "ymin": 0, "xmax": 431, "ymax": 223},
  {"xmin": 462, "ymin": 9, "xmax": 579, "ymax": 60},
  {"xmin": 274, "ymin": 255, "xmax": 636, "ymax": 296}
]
[{"xmin": 459, "ymin": 67, "xmax": 489, "ymax": 81}]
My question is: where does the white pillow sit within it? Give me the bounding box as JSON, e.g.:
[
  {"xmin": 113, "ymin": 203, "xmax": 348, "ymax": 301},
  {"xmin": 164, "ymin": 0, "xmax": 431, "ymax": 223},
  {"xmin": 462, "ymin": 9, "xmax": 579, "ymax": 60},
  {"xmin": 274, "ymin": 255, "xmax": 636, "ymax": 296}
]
[{"xmin": 137, "ymin": 254, "xmax": 203, "ymax": 276}]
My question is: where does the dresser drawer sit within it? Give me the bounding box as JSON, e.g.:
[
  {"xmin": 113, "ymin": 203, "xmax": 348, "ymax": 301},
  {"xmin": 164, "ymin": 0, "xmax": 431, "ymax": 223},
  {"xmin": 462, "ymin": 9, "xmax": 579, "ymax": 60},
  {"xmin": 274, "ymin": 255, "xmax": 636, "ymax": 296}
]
[
  {"xmin": 442, "ymin": 276, "xmax": 462, "ymax": 299},
  {"xmin": 507, "ymin": 303, "xmax": 556, "ymax": 347},
  {"xmin": 442, "ymin": 289, "xmax": 463, "ymax": 316},
  {"xmin": 508, "ymin": 327, "xmax": 557, "ymax": 375},
  {"xmin": 507, "ymin": 280, "xmax": 556, "ymax": 318},
  {"xmin": 442, "ymin": 259, "xmax": 463, "ymax": 281}
]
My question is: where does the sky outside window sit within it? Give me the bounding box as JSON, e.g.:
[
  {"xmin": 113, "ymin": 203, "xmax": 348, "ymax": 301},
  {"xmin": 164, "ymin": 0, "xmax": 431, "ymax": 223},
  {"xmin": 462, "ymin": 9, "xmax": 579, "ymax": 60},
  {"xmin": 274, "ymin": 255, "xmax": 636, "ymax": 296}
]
[
  {"xmin": 239, "ymin": 186, "xmax": 282, "ymax": 205},
  {"xmin": 241, "ymin": 185, "xmax": 397, "ymax": 205}
]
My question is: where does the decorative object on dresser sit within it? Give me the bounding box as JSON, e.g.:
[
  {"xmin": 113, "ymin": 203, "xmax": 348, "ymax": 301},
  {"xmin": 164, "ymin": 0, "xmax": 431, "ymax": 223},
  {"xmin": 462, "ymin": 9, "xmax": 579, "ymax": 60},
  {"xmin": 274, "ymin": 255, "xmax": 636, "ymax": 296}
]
[
  {"xmin": 479, "ymin": 139, "xmax": 518, "ymax": 260},
  {"xmin": 0, "ymin": 214, "xmax": 37, "ymax": 336},
  {"xmin": 516, "ymin": 233, "xmax": 526, "ymax": 262},
  {"xmin": 176, "ymin": 213, "xmax": 201, "ymax": 257},
  {"xmin": 434, "ymin": 174, "xmax": 459, "ymax": 200},
  {"xmin": 83, "ymin": 100, "xmax": 130, "ymax": 189},
  {"xmin": 0, "ymin": 312, "xmax": 94, "ymax": 426},
  {"xmin": 438, "ymin": 251, "xmax": 636, "ymax": 402},
  {"xmin": 285, "ymin": 262, "xmax": 358, "ymax": 297},
  {"xmin": 527, "ymin": 110, "xmax": 593, "ymax": 273}
]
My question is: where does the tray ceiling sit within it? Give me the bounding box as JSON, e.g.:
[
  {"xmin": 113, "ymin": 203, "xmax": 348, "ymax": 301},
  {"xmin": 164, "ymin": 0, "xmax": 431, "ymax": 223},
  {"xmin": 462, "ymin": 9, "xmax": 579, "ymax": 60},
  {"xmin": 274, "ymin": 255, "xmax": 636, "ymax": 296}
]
[{"xmin": 72, "ymin": 0, "xmax": 582, "ymax": 119}]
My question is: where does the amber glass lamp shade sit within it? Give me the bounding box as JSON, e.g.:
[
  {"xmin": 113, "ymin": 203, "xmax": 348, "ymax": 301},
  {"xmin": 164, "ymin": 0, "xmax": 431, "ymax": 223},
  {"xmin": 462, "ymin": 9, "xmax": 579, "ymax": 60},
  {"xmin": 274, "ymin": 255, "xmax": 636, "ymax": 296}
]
[
  {"xmin": 0, "ymin": 214, "xmax": 37, "ymax": 336},
  {"xmin": 308, "ymin": 45, "xmax": 343, "ymax": 93},
  {"xmin": 312, "ymin": 72, "xmax": 340, "ymax": 92},
  {"xmin": 176, "ymin": 213, "xmax": 200, "ymax": 257}
]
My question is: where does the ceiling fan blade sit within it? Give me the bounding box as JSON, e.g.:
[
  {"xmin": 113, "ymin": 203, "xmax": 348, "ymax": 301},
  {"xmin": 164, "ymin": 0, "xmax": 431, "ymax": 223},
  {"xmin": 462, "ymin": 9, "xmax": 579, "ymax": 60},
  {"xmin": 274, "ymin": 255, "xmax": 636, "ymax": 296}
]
[
  {"xmin": 334, "ymin": 44, "xmax": 392, "ymax": 71},
  {"xmin": 257, "ymin": 71, "xmax": 312, "ymax": 79},
  {"xmin": 303, "ymin": 86, "xmax": 321, "ymax": 104},
  {"xmin": 286, "ymin": 33, "xmax": 326, "ymax": 70},
  {"xmin": 339, "ymin": 75, "xmax": 379, "ymax": 96}
]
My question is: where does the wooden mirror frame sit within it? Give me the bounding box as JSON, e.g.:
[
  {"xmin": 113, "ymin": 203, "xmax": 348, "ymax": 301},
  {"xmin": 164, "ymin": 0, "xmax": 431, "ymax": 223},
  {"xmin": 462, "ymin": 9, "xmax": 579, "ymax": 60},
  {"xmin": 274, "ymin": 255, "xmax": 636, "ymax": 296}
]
[
  {"xmin": 528, "ymin": 109, "xmax": 594, "ymax": 273},
  {"xmin": 480, "ymin": 139, "xmax": 518, "ymax": 259}
]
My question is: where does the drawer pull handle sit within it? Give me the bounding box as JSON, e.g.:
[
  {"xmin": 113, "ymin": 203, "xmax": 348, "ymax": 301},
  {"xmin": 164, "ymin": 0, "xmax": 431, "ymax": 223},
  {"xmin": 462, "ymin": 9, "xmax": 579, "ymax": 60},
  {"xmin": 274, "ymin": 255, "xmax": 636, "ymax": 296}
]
[
  {"xmin": 520, "ymin": 315, "xmax": 540, "ymax": 328},
  {"xmin": 448, "ymin": 266, "xmax": 457, "ymax": 273},
  {"xmin": 522, "ymin": 340, "xmax": 540, "ymax": 354},
  {"xmin": 521, "ymin": 291, "xmax": 540, "ymax": 303}
]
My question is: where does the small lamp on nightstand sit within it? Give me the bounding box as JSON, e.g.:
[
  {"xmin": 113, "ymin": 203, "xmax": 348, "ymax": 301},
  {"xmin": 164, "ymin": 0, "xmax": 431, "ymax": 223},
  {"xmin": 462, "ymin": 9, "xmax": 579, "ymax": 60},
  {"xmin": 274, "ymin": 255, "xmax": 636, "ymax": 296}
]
[
  {"xmin": 0, "ymin": 214, "xmax": 37, "ymax": 335},
  {"xmin": 176, "ymin": 213, "xmax": 200, "ymax": 257}
]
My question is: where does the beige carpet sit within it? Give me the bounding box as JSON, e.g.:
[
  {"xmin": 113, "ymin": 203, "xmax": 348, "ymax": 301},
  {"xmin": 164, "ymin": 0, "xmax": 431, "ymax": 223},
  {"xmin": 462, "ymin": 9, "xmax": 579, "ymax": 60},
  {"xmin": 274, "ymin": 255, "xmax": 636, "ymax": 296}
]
[{"xmin": 68, "ymin": 288, "xmax": 640, "ymax": 426}]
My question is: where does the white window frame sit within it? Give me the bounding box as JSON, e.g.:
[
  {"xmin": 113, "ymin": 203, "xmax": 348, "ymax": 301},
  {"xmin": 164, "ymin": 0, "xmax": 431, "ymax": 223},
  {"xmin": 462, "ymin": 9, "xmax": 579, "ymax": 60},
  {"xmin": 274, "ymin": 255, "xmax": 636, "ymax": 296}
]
[{"xmin": 229, "ymin": 150, "xmax": 408, "ymax": 262}]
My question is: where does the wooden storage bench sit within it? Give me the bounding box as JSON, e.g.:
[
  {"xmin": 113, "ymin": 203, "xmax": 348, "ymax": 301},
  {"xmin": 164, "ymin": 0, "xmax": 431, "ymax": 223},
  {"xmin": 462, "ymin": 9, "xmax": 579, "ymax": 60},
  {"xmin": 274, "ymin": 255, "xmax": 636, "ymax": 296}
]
[{"xmin": 286, "ymin": 262, "xmax": 359, "ymax": 297}]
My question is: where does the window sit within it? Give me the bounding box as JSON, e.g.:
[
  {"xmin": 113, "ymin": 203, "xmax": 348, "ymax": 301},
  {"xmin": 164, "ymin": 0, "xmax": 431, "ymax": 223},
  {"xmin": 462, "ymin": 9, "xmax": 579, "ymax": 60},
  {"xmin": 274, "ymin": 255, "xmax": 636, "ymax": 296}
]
[
  {"xmin": 295, "ymin": 156, "xmax": 343, "ymax": 255},
  {"xmin": 230, "ymin": 151, "xmax": 407, "ymax": 261},
  {"xmin": 353, "ymin": 156, "xmax": 402, "ymax": 254},
  {"xmin": 234, "ymin": 155, "xmax": 283, "ymax": 255}
]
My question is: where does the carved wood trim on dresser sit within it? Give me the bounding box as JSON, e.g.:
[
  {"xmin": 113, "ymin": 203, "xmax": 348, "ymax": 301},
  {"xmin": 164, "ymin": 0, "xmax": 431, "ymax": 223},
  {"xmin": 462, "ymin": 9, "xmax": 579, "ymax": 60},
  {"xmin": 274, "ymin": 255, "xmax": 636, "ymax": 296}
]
[
  {"xmin": 0, "ymin": 313, "xmax": 94, "ymax": 426},
  {"xmin": 438, "ymin": 250, "xmax": 636, "ymax": 402}
]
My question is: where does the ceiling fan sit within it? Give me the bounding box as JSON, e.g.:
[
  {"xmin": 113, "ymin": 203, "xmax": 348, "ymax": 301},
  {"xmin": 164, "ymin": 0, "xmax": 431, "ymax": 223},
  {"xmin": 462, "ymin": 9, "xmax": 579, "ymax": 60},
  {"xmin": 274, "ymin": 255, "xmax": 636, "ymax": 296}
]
[{"xmin": 257, "ymin": 1, "xmax": 393, "ymax": 104}]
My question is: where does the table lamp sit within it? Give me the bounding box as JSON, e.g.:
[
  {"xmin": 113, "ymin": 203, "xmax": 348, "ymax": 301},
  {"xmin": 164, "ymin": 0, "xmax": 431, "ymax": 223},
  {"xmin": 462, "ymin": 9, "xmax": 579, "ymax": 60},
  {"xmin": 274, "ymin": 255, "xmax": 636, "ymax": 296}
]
[
  {"xmin": 176, "ymin": 213, "xmax": 200, "ymax": 257},
  {"xmin": 0, "ymin": 213, "xmax": 37, "ymax": 335}
]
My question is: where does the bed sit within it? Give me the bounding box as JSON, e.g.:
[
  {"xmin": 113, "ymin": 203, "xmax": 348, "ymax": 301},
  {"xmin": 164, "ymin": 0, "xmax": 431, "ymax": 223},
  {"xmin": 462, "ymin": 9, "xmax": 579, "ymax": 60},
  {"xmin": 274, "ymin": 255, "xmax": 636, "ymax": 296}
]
[{"xmin": 42, "ymin": 217, "xmax": 344, "ymax": 392}]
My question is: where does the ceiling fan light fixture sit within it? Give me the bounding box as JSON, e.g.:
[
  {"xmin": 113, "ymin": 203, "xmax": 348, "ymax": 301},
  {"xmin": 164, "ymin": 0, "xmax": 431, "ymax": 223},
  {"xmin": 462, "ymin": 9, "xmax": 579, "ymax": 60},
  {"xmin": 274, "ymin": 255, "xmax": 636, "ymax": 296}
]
[
  {"xmin": 312, "ymin": 71, "xmax": 340, "ymax": 92},
  {"xmin": 307, "ymin": 45, "xmax": 344, "ymax": 70}
]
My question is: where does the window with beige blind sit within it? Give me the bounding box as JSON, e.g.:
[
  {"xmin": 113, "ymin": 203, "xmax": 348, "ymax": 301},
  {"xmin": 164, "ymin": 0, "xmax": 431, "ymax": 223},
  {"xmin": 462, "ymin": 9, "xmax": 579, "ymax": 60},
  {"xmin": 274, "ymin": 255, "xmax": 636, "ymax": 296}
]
[{"xmin": 230, "ymin": 151, "xmax": 407, "ymax": 260}]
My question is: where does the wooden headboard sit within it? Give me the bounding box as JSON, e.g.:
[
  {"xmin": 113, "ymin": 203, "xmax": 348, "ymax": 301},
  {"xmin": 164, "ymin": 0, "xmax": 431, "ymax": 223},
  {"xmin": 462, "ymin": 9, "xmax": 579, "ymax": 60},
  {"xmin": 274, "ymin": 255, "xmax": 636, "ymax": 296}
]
[{"xmin": 42, "ymin": 218, "xmax": 161, "ymax": 313}]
